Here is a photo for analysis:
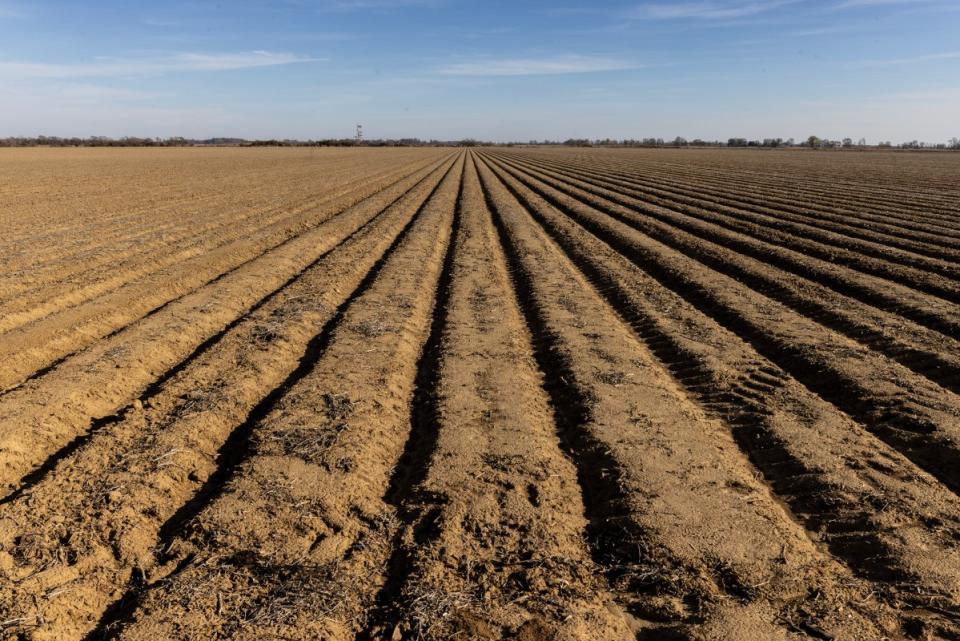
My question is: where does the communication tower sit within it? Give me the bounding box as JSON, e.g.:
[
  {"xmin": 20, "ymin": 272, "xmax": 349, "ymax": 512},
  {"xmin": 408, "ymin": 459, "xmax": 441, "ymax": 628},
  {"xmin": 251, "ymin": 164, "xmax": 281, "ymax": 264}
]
[{"xmin": 356, "ymin": 124, "xmax": 363, "ymax": 143}]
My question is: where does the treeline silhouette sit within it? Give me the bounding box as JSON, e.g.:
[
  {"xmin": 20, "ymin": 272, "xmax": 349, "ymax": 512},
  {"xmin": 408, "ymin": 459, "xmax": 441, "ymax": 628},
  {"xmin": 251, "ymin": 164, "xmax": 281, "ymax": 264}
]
[
  {"xmin": 0, "ymin": 136, "xmax": 450, "ymax": 147},
  {"xmin": 2, "ymin": 135, "xmax": 958, "ymax": 150}
]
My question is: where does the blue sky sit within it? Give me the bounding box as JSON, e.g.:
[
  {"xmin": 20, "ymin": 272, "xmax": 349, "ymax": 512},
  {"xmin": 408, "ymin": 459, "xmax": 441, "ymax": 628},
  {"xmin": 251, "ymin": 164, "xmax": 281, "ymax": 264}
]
[{"xmin": 0, "ymin": 0, "xmax": 958, "ymax": 141}]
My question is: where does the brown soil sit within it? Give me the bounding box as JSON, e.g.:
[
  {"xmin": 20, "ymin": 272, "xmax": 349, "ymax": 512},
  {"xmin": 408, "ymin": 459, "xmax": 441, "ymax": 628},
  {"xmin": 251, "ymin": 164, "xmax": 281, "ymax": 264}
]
[{"xmin": 1, "ymin": 147, "xmax": 958, "ymax": 641}]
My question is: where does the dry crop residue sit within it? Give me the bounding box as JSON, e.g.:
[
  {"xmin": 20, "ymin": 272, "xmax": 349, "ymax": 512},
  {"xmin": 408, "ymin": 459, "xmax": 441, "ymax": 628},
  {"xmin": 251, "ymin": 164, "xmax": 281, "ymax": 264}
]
[{"xmin": 0, "ymin": 146, "xmax": 958, "ymax": 641}]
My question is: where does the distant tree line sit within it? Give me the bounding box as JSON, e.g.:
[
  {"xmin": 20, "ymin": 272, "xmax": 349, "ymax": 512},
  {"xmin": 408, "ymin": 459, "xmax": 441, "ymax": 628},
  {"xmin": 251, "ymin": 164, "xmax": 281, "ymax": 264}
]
[
  {"xmin": 0, "ymin": 135, "xmax": 465, "ymax": 148},
  {"xmin": 0, "ymin": 136, "xmax": 202, "ymax": 147},
  {"xmin": 553, "ymin": 136, "xmax": 960, "ymax": 150},
  {"xmin": 2, "ymin": 135, "xmax": 958, "ymax": 150},
  {"xmin": 524, "ymin": 136, "xmax": 960, "ymax": 150},
  {"xmin": 801, "ymin": 135, "xmax": 960, "ymax": 150}
]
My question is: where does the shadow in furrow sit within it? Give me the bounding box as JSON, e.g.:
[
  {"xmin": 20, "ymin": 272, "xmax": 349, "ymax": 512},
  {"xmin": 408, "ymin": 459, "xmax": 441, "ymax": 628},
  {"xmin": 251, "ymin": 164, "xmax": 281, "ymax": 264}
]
[
  {"xmin": 504, "ymin": 151, "xmax": 960, "ymax": 235},
  {"xmin": 491, "ymin": 155, "xmax": 960, "ymax": 395},
  {"xmin": 481, "ymin": 154, "xmax": 960, "ymax": 499},
  {"xmin": 0, "ymin": 413, "xmax": 123, "ymax": 507},
  {"xmin": 551, "ymin": 153, "xmax": 960, "ymax": 255},
  {"xmin": 474, "ymin": 157, "xmax": 704, "ymax": 631},
  {"xmin": 490, "ymin": 154, "xmax": 960, "ymax": 341},
  {"xmin": 477, "ymin": 154, "xmax": 960, "ymax": 632},
  {"xmin": 0, "ymin": 157, "xmax": 450, "ymax": 399},
  {"xmin": 355, "ymin": 158, "xmax": 465, "ymax": 640},
  {"xmin": 0, "ymin": 158, "xmax": 455, "ymax": 506},
  {"xmin": 81, "ymin": 158, "xmax": 459, "ymax": 641},
  {"xmin": 500, "ymin": 153, "xmax": 960, "ymax": 281}
]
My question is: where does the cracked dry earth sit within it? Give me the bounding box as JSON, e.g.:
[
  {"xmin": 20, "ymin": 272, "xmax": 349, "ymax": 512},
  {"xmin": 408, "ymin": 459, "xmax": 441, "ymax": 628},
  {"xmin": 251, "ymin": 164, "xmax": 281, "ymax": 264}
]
[{"xmin": 1, "ymin": 146, "xmax": 959, "ymax": 641}]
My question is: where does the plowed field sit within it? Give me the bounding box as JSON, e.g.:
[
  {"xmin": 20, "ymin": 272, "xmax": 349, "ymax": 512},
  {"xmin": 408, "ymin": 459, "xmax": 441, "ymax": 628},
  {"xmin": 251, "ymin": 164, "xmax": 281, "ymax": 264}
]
[{"xmin": 1, "ymin": 147, "xmax": 959, "ymax": 641}]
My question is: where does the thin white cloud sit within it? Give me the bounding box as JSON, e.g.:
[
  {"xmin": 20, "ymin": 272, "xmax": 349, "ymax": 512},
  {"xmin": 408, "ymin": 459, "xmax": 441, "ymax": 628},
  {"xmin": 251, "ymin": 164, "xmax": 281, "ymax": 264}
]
[
  {"xmin": 627, "ymin": 0, "xmax": 796, "ymax": 20},
  {"xmin": 436, "ymin": 55, "xmax": 638, "ymax": 76},
  {"xmin": 851, "ymin": 50, "xmax": 960, "ymax": 66},
  {"xmin": 0, "ymin": 51, "xmax": 321, "ymax": 79}
]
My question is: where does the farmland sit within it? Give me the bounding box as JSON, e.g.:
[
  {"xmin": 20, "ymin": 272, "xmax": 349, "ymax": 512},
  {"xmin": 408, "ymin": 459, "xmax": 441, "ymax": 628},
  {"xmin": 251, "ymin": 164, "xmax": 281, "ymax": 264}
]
[{"xmin": 1, "ymin": 146, "xmax": 959, "ymax": 641}]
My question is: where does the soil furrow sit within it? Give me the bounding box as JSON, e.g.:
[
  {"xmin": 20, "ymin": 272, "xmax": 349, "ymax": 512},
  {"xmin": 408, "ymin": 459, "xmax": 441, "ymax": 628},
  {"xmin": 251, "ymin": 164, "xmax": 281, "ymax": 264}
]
[
  {"xmin": 0, "ymin": 154, "xmax": 416, "ymax": 309},
  {"xmin": 0, "ymin": 160, "xmax": 426, "ymax": 336},
  {"xmin": 0, "ymin": 149, "xmax": 435, "ymax": 281},
  {"xmin": 538, "ymin": 151, "xmax": 960, "ymax": 236},
  {"xmin": 479, "ymin": 153, "xmax": 960, "ymax": 499},
  {"xmin": 4, "ymin": 145, "xmax": 959, "ymax": 641},
  {"xmin": 79, "ymin": 153, "xmax": 463, "ymax": 641},
  {"xmin": 517, "ymin": 154, "xmax": 960, "ymax": 290},
  {"xmin": 359, "ymin": 153, "xmax": 638, "ymax": 640},
  {"xmin": 0, "ymin": 155, "xmax": 462, "ymax": 641},
  {"xmin": 489, "ymin": 154, "xmax": 960, "ymax": 331},
  {"xmin": 506, "ymin": 150, "xmax": 960, "ymax": 246},
  {"xmin": 0, "ymin": 155, "xmax": 455, "ymax": 496},
  {"xmin": 566, "ymin": 151, "xmax": 960, "ymax": 228},
  {"xmin": 0, "ymin": 153, "xmax": 413, "ymax": 273},
  {"xmin": 484, "ymin": 154, "xmax": 960, "ymax": 395},
  {"xmin": 498, "ymin": 152, "xmax": 960, "ymax": 270},
  {"xmin": 0, "ymin": 155, "xmax": 449, "ymax": 392},
  {"xmin": 475, "ymin": 155, "xmax": 906, "ymax": 640},
  {"xmin": 0, "ymin": 159, "xmax": 428, "ymax": 398},
  {"xmin": 350, "ymin": 154, "xmax": 467, "ymax": 641},
  {"xmin": 479, "ymin": 152, "xmax": 960, "ymax": 639},
  {"xmin": 540, "ymin": 152, "xmax": 960, "ymax": 253}
]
